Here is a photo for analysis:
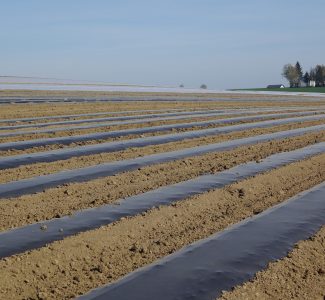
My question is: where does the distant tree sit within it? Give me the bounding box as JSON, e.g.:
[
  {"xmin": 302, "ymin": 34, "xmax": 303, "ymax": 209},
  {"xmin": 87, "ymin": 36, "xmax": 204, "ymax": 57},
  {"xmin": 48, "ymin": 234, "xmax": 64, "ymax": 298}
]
[
  {"xmin": 282, "ymin": 64, "xmax": 299, "ymax": 88},
  {"xmin": 315, "ymin": 65, "xmax": 325, "ymax": 87},
  {"xmin": 302, "ymin": 72, "xmax": 310, "ymax": 86},
  {"xmin": 295, "ymin": 61, "xmax": 303, "ymax": 87},
  {"xmin": 322, "ymin": 66, "xmax": 325, "ymax": 86},
  {"xmin": 179, "ymin": 84, "xmax": 184, "ymax": 88},
  {"xmin": 310, "ymin": 67, "xmax": 316, "ymax": 81},
  {"xmin": 200, "ymin": 84, "xmax": 207, "ymax": 89}
]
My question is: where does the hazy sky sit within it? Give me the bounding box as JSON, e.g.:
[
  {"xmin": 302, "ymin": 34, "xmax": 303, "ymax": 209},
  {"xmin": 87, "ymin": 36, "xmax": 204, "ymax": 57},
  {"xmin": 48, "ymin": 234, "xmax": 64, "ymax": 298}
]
[{"xmin": 1, "ymin": 0, "xmax": 324, "ymax": 89}]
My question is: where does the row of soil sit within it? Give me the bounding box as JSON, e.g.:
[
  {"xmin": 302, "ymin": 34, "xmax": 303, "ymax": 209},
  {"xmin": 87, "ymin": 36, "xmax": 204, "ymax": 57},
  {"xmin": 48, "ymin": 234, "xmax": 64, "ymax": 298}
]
[
  {"xmin": 2, "ymin": 142, "xmax": 323, "ymax": 260},
  {"xmin": 0, "ymin": 130, "xmax": 324, "ymax": 231},
  {"xmin": 0, "ymin": 101, "xmax": 221, "ymax": 119},
  {"xmin": 1, "ymin": 88, "xmax": 324, "ymax": 101},
  {"xmin": 220, "ymin": 225, "xmax": 325, "ymax": 300},
  {"xmin": 3, "ymin": 113, "xmax": 323, "ymax": 158},
  {"xmin": 1, "ymin": 109, "xmax": 239, "ymax": 132},
  {"xmin": 0, "ymin": 109, "xmax": 196, "ymax": 126},
  {"xmin": 1, "ymin": 110, "xmax": 226, "ymax": 140},
  {"xmin": 0, "ymin": 109, "xmax": 317, "ymax": 144},
  {"xmin": 0, "ymin": 120, "xmax": 324, "ymax": 183},
  {"xmin": 0, "ymin": 153, "xmax": 323, "ymax": 299},
  {"xmin": 0, "ymin": 111, "xmax": 282, "ymax": 144},
  {"xmin": 0, "ymin": 106, "xmax": 319, "ymax": 128},
  {"xmin": 0, "ymin": 101, "xmax": 266, "ymax": 120},
  {"xmin": 73, "ymin": 181, "xmax": 325, "ymax": 300},
  {"xmin": 0, "ymin": 99, "xmax": 323, "ymax": 119},
  {"xmin": 0, "ymin": 109, "xmax": 221, "ymax": 132}
]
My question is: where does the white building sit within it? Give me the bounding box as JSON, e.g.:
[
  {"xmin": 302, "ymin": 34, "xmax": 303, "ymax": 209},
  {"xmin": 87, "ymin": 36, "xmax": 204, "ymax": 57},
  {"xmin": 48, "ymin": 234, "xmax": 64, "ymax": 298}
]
[{"xmin": 309, "ymin": 80, "xmax": 316, "ymax": 87}]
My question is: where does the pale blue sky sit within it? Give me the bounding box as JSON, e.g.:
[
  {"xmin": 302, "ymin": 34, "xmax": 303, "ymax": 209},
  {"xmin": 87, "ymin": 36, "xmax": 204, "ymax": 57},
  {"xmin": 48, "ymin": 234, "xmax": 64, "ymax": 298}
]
[{"xmin": 1, "ymin": 0, "xmax": 324, "ymax": 89}]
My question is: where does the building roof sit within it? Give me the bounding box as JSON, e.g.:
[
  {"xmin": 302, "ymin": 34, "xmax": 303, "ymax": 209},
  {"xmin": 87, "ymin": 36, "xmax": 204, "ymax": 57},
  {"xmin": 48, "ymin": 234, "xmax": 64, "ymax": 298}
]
[{"xmin": 267, "ymin": 84, "xmax": 285, "ymax": 88}]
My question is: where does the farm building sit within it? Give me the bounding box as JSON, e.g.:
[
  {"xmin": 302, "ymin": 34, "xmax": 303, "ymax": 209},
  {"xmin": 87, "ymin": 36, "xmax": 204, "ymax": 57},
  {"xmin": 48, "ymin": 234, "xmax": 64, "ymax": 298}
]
[
  {"xmin": 267, "ymin": 84, "xmax": 285, "ymax": 88},
  {"xmin": 309, "ymin": 80, "xmax": 316, "ymax": 87}
]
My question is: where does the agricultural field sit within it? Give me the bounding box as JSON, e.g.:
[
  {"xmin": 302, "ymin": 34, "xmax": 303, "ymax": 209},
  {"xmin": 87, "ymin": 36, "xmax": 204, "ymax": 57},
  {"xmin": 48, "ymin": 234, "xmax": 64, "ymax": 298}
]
[{"xmin": 0, "ymin": 94, "xmax": 324, "ymax": 300}]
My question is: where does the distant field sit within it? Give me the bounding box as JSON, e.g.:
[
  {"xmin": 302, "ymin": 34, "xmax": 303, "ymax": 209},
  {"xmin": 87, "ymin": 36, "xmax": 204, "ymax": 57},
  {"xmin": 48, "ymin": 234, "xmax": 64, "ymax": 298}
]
[{"xmin": 234, "ymin": 87, "xmax": 325, "ymax": 93}]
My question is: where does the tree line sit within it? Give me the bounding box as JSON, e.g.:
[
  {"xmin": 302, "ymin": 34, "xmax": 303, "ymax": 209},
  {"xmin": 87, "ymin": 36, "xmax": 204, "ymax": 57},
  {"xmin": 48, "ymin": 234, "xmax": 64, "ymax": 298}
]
[{"xmin": 282, "ymin": 62, "xmax": 325, "ymax": 88}]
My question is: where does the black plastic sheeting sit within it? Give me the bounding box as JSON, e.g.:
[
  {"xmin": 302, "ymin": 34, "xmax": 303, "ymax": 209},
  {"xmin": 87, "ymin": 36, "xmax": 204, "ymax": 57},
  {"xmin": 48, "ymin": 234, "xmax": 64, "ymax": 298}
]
[
  {"xmin": 78, "ymin": 182, "xmax": 325, "ymax": 300},
  {"xmin": 0, "ymin": 124, "xmax": 325, "ymax": 199},
  {"xmin": 0, "ymin": 111, "xmax": 321, "ymax": 150},
  {"xmin": 0, "ymin": 97, "xmax": 255, "ymax": 104},
  {"xmin": 0, "ymin": 106, "xmax": 322, "ymax": 131},
  {"xmin": 0, "ymin": 109, "xmax": 234, "ymax": 131},
  {"xmin": 0, "ymin": 108, "xmax": 302, "ymax": 139},
  {"xmin": 0, "ymin": 109, "xmax": 284, "ymax": 140},
  {"xmin": 1, "ymin": 96, "xmax": 325, "ymax": 103},
  {"xmin": 0, "ymin": 111, "xmax": 234, "ymax": 138},
  {"xmin": 0, "ymin": 97, "xmax": 235, "ymax": 104},
  {"xmin": 1, "ymin": 114, "xmax": 325, "ymax": 171},
  {"xmin": 0, "ymin": 108, "xmax": 187, "ymax": 124},
  {"xmin": 0, "ymin": 142, "xmax": 324, "ymax": 259}
]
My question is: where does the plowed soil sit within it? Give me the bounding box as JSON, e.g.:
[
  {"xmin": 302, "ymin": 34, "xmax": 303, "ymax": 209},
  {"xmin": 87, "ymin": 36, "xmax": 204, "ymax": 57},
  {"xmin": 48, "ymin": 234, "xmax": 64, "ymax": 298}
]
[
  {"xmin": 220, "ymin": 226, "xmax": 325, "ymax": 300},
  {"xmin": 1, "ymin": 120, "xmax": 325, "ymax": 181},
  {"xmin": 0, "ymin": 110, "xmax": 309, "ymax": 143},
  {"xmin": 0, "ymin": 154, "xmax": 324, "ymax": 299},
  {"xmin": 0, "ymin": 95, "xmax": 324, "ymax": 300}
]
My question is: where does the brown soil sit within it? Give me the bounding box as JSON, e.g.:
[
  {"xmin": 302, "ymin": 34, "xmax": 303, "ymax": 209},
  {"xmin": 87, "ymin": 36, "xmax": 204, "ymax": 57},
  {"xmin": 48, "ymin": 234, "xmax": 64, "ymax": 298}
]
[
  {"xmin": 0, "ymin": 114, "xmax": 228, "ymax": 142},
  {"xmin": 0, "ymin": 154, "xmax": 324, "ymax": 300},
  {"xmin": 0, "ymin": 101, "xmax": 222, "ymax": 119},
  {"xmin": 0, "ymin": 109, "xmax": 196, "ymax": 126},
  {"xmin": 0, "ymin": 110, "xmax": 308, "ymax": 143},
  {"xmin": 0, "ymin": 95, "xmax": 323, "ymax": 119},
  {"xmin": 1, "ymin": 119, "xmax": 325, "ymax": 184},
  {"xmin": 0, "ymin": 130, "xmax": 324, "ymax": 231},
  {"xmin": 0, "ymin": 100, "xmax": 269, "ymax": 120},
  {"xmin": 3, "ymin": 114, "xmax": 324, "ymax": 158},
  {"xmin": 220, "ymin": 226, "xmax": 325, "ymax": 300},
  {"xmin": 1, "ymin": 97, "xmax": 324, "ymax": 300}
]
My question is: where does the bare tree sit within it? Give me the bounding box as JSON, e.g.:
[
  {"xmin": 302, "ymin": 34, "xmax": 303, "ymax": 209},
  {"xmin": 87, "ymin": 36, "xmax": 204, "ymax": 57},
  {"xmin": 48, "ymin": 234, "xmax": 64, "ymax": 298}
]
[
  {"xmin": 302, "ymin": 72, "xmax": 310, "ymax": 86},
  {"xmin": 315, "ymin": 65, "xmax": 325, "ymax": 87},
  {"xmin": 282, "ymin": 64, "xmax": 299, "ymax": 88},
  {"xmin": 310, "ymin": 67, "xmax": 316, "ymax": 81}
]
